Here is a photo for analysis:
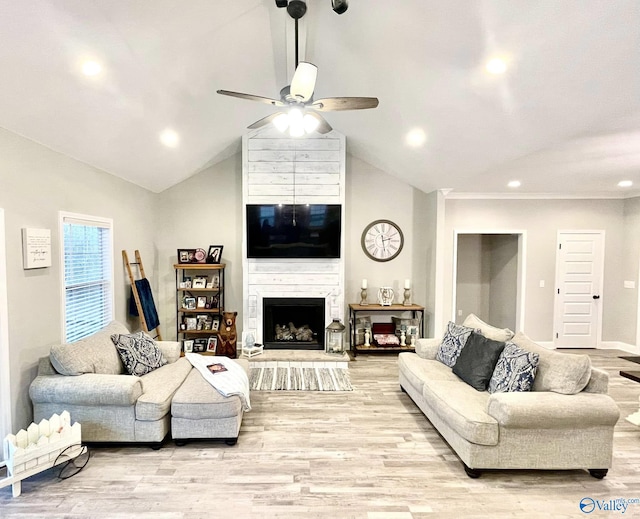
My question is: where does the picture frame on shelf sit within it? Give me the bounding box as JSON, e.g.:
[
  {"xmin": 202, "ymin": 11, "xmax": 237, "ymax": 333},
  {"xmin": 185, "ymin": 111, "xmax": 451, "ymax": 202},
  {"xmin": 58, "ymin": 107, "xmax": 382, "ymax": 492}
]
[
  {"xmin": 183, "ymin": 340, "xmax": 194, "ymax": 353},
  {"xmin": 206, "ymin": 281, "xmax": 214, "ymax": 289},
  {"xmin": 197, "ymin": 296, "xmax": 207, "ymax": 308},
  {"xmin": 207, "ymin": 245, "xmax": 224, "ymax": 264},
  {"xmin": 196, "ymin": 315, "xmax": 208, "ymax": 331},
  {"xmin": 211, "ymin": 316, "xmax": 220, "ymax": 332},
  {"xmin": 182, "ymin": 296, "xmax": 196, "ymax": 310},
  {"xmin": 178, "ymin": 249, "xmax": 195, "ymax": 264},
  {"xmin": 192, "ymin": 276, "xmax": 207, "ymax": 289},
  {"xmin": 185, "ymin": 317, "xmax": 197, "ymax": 330},
  {"xmin": 193, "ymin": 339, "xmax": 207, "ymax": 353},
  {"xmin": 211, "ymin": 272, "xmax": 220, "ymax": 288},
  {"xmin": 206, "ymin": 336, "xmax": 217, "ymax": 353}
]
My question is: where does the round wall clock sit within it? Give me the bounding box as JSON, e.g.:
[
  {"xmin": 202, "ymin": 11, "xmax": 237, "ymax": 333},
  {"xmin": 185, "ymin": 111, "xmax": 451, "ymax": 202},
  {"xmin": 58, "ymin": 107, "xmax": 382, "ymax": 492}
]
[{"xmin": 361, "ymin": 219, "xmax": 404, "ymax": 262}]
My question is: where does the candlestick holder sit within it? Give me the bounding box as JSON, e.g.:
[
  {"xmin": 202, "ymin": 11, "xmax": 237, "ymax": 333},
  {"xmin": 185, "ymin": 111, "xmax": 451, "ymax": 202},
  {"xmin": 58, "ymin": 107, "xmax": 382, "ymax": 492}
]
[
  {"xmin": 403, "ymin": 288, "xmax": 411, "ymax": 306},
  {"xmin": 360, "ymin": 288, "xmax": 368, "ymax": 305}
]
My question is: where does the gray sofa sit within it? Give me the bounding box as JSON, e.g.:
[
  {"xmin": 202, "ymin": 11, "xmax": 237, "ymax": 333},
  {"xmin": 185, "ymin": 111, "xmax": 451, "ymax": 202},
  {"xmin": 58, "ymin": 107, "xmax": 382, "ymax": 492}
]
[
  {"xmin": 29, "ymin": 321, "xmax": 199, "ymax": 446},
  {"xmin": 398, "ymin": 320, "xmax": 620, "ymax": 478}
]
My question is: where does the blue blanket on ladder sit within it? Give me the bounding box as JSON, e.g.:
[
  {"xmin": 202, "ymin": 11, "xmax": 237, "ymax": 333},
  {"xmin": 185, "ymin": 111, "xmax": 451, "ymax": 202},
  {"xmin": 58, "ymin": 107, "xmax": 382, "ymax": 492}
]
[{"xmin": 129, "ymin": 278, "xmax": 160, "ymax": 331}]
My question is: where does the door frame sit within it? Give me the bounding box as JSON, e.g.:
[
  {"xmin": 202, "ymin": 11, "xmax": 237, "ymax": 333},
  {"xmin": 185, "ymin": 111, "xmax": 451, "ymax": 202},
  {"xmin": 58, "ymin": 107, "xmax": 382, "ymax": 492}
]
[
  {"xmin": 452, "ymin": 229, "xmax": 527, "ymax": 331},
  {"xmin": 0, "ymin": 208, "xmax": 12, "ymax": 458},
  {"xmin": 553, "ymin": 230, "xmax": 605, "ymax": 348}
]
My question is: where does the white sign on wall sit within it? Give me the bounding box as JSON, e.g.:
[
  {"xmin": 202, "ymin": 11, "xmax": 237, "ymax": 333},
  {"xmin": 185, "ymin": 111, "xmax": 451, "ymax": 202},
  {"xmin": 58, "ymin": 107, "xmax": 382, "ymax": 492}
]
[{"xmin": 22, "ymin": 228, "xmax": 52, "ymax": 269}]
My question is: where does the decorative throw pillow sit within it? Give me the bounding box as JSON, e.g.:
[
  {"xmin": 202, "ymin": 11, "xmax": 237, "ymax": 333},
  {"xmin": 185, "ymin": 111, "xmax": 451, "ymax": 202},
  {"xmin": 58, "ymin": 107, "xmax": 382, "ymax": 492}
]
[
  {"xmin": 436, "ymin": 321, "xmax": 475, "ymax": 367},
  {"xmin": 488, "ymin": 342, "xmax": 540, "ymax": 394},
  {"xmin": 110, "ymin": 332, "xmax": 167, "ymax": 376},
  {"xmin": 452, "ymin": 331, "xmax": 506, "ymax": 391},
  {"xmin": 462, "ymin": 313, "xmax": 514, "ymax": 342}
]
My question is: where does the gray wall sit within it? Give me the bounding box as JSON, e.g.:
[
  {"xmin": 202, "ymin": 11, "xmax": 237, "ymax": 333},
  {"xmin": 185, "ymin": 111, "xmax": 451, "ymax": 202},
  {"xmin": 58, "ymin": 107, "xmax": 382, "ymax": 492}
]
[
  {"xmin": 443, "ymin": 198, "xmax": 626, "ymax": 342},
  {"xmin": 0, "ymin": 128, "xmax": 156, "ymax": 431},
  {"xmin": 622, "ymin": 196, "xmax": 640, "ymax": 345}
]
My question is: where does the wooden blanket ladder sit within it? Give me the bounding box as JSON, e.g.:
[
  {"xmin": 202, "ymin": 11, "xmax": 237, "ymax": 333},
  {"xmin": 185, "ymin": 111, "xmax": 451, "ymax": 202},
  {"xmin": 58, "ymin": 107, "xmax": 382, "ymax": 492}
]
[{"xmin": 122, "ymin": 250, "xmax": 162, "ymax": 340}]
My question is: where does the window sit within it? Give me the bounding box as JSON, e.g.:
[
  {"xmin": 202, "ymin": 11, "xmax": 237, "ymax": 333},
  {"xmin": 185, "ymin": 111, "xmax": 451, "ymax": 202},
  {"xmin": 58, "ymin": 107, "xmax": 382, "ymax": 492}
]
[{"xmin": 60, "ymin": 212, "xmax": 114, "ymax": 343}]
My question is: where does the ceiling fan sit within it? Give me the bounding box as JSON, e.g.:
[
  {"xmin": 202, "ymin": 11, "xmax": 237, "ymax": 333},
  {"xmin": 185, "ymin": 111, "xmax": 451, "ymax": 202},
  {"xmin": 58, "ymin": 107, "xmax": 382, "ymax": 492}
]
[{"xmin": 216, "ymin": 0, "xmax": 379, "ymax": 137}]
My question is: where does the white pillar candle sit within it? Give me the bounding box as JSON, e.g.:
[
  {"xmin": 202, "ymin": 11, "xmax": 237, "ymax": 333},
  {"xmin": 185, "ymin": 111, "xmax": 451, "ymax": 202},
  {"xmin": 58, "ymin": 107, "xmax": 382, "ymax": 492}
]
[
  {"xmin": 361, "ymin": 279, "xmax": 368, "ymax": 289},
  {"xmin": 404, "ymin": 279, "xmax": 411, "ymax": 289}
]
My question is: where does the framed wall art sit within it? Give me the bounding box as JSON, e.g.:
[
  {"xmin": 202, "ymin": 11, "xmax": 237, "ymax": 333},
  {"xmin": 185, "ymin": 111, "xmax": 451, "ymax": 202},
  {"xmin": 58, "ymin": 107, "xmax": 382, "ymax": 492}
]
[{"xmin": 207, "ymin": 245, "xmax": 223, "ymax": 264}]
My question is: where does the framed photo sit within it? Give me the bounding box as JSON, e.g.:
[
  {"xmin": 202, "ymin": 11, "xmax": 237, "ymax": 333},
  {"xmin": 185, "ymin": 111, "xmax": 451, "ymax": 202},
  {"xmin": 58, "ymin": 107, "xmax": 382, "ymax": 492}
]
[
  {"xmin": 211, "ymin": 272, "xmax": 220, "ymax": 288},
  {"xmin": 182, "ymin": 296, "xmax": 196, "ymax": 310},
  {"xmin": 211, "ymin": 316, "xmax": 220, "ymax": 332},
  {"xmin": 185, "ymin": 317, "xmax": 197, "ymax": 330},
  {"xmin": 193, "ymin": 339, "xmax": 207, "ymax": 353},
  {"xmin": 178, "ymin": 249, "xmax": 195, "ymax": 264},
  {"xmin": 192, "ymin": 276, "xmax": 207, "ymax": 289},
  {"xmin": 207, "ymin": 245, "xmax": 224, "ymax": 264},
  {"xmin": 206, "ymin": 336, "xmax": 218, "ymax": 353},
  {"xmin": 183, "ymin": 340, "xmax": 194, "ymax": 353},
  {"xmin": 197, "ymin": 296, "xmax": 207, "ymax": 308}
]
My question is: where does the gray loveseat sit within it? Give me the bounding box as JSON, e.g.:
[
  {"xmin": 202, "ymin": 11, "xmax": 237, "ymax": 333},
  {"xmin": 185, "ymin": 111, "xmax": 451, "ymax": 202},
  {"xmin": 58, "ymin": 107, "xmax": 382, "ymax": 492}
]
[
  {"xmin": 398, "ymin": 318, "xmax": 620, "ymax": 478},
  {"xmin": 29, "ymin": 321, "xmax": 192, "ymax": 446}
]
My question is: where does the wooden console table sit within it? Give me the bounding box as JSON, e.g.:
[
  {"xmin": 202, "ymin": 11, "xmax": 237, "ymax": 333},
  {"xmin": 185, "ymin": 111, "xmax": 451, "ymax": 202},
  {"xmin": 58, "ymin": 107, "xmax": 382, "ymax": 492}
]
[{"xmin": 349, "ymin": 303, "xmax": 424, "ymax": 356}]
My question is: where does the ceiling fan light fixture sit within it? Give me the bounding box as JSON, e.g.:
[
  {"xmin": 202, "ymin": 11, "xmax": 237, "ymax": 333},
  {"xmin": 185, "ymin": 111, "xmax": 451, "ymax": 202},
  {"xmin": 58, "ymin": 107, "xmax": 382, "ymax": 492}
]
[
  {"xmin": 273, "ymin": 113, "xmax": 290, "ymax": 132},
  {"xmin": 288, "ymin": 107, "xmax": 305, "ymax": 137},
  {"xmin": 303, "ymin": 113, "xmax": 320, "ymax": 133}
]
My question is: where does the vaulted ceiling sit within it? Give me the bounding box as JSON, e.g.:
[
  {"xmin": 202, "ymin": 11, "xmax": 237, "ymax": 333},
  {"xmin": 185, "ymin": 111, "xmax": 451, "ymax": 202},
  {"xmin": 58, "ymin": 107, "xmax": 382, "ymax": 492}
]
[{"xmin": 1, "ymin": 1, "xmax": 639, "ymax": 196}]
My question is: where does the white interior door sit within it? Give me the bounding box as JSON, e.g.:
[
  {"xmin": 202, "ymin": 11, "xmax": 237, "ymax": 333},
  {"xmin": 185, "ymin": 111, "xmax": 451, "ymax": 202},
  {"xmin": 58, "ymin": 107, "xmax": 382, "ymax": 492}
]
[{"xmin": 554, "ymin": 231, "xmax": 604, "ymax": 348}]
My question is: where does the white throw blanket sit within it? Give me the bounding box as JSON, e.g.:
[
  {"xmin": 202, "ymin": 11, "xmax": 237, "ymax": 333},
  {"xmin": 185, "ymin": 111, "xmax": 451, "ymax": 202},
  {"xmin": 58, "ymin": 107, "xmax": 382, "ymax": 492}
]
[{"xmin": 185, "ymin": 353, "xmax": 251, "ymax": 411}]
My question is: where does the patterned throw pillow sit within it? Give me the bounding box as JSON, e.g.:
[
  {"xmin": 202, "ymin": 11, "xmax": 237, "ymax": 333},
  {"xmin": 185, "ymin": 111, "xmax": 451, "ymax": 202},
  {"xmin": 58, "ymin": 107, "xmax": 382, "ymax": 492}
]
[
  {"xmin": 111, "ymin": 332, "xmax": 167, "ymax": 376},
  {"xmin": 436, "ymin": 321, "xmax": 475, "ymax": 367},
  {"xmin": 488, "ymin": 342, "xmax": 540, "ymax": 393}
]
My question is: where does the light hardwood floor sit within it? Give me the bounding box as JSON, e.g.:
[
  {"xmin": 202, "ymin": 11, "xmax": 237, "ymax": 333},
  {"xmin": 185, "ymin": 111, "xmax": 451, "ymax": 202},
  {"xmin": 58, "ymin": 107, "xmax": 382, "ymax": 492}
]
[{"xmin": 1, "ymin": 349, "xmax": 640, "ymax": 518}]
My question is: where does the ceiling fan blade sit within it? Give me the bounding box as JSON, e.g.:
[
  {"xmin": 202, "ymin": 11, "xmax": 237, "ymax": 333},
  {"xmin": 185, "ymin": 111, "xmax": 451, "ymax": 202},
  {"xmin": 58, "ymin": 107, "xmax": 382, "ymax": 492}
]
[
  {"xmin": 306, "ymin": 112, "xmax": 332, "ymax": 134},
  {"xmin": 247, "ymin": 112, "xmax": 284, "ymax": 130},
  {"xmin": 217, "ymin": 90, "xmax": 284, "ymax": 107},
  {"xmin": 312, "ymin": 97, "xmax": 379, "ymax": 111},
  {"xmin": 289, "ymin": 62, "xmax": 318, "ymax": 102}
]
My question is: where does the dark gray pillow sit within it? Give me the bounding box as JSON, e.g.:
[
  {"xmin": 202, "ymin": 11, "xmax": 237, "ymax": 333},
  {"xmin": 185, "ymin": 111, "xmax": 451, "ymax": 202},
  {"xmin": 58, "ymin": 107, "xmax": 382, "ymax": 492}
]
[{"xmin": 452, "ymin": 331, "xmax": 506, "ymax": 391}]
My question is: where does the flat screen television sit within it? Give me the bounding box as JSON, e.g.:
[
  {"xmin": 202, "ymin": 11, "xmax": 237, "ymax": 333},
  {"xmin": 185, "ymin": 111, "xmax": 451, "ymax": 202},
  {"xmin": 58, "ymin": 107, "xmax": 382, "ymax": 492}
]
[{"xmin": 246, "ymin": 204, "xmax": 341, "ymax": 259}]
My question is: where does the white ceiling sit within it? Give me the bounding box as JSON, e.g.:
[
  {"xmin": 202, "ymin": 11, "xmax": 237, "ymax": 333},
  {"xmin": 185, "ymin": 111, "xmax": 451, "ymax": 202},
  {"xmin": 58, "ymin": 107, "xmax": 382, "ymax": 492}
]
[{"xmin": 1, "ymin": 1, "xmax": 639, "ymax": 196}]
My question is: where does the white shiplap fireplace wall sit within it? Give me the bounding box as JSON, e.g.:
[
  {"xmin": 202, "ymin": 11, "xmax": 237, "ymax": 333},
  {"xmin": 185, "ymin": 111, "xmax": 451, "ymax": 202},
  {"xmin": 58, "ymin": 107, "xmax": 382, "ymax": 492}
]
[{"xmin": 242, "ymin": 127, "xmax": 346, "ymax": 346}]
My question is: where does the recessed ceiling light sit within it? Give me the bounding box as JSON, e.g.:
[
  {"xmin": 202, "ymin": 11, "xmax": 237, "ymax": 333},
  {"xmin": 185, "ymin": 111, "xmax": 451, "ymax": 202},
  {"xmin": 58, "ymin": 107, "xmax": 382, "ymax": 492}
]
[
  {"xmin": 82, "ymin": 60, "xmax": 102, "ymax": 76},
  {"xmin": 406, "ymin": 128, "xmax": 427, "ymax": 147},
  {"xmin": 507, "ymin": 180, "xmax": 521, "ymax": 188},
  {"xmin": 486, "ymin": 57, "xmax": 507, "ymax": 75},
  {"xmin": 618, "ymin": 180, "xmax": 633, "ymax": 187},
  {"xmin": 160, "ymin": 129, "xmax": 179, "ymax": 148}
]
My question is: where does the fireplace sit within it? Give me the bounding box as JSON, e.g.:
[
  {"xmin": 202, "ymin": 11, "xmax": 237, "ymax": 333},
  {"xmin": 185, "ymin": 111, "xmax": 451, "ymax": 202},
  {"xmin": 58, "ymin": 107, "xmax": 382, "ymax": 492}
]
[{"xmin": 263, "ymin": 297, "xmax": 325, "ymax": 349}]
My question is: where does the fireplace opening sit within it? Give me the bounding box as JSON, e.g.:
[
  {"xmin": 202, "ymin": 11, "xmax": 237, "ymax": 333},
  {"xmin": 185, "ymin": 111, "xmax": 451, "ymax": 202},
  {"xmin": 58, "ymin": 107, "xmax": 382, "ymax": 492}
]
[{"xmin": 263, "ymin": 297, "xmax": 325, "ymax": 350}]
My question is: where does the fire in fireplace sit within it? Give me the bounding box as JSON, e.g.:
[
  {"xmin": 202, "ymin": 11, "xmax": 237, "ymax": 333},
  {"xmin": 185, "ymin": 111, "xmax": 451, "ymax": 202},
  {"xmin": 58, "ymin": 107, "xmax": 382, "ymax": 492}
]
[{"xmin": 263, "ymin": 297, "xmax": 325, "ymax": 349}]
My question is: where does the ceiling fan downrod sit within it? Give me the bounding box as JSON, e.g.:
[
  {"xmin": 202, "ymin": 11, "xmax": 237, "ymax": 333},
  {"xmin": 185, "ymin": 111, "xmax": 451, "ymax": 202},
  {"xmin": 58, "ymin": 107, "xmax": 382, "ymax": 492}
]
[{"xmin": 286, "ymin": 1, "xmax": 307, "ymax": 69}]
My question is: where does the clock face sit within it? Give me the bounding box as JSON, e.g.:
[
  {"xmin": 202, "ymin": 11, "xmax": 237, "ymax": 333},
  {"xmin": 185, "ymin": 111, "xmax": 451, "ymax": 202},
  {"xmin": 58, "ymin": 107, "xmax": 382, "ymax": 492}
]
[{"xmin": 361, "ymin": 219, "xmax": 404, "ymax": 262}]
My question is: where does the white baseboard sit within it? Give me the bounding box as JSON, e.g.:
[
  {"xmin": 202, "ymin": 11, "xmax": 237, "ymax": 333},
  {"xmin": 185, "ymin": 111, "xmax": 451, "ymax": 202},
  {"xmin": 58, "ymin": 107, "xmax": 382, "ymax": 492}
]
[{"xmin": 599, "ymin": 341, "xmax": 639, "ymax": 355}]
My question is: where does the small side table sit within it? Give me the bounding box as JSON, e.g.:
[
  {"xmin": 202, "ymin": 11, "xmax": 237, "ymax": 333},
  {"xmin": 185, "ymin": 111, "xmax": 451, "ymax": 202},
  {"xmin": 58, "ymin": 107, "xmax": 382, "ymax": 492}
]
[{"xmin": 241, "ymin": 344, "xmax": 264, "ymax": 358}]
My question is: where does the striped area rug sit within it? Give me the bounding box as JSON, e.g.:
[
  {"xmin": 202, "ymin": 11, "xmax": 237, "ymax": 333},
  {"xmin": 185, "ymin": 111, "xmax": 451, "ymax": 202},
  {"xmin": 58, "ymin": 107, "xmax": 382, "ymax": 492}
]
[{"xmin": 249, "ymin": 361, "xmax": 353, "ymax": 391}]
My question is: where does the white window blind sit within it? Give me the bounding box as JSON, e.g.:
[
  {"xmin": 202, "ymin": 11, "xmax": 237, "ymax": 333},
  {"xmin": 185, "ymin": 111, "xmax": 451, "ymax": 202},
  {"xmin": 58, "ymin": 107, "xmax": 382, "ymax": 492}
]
[{"xmin": 61, "ymin": 213, "xmax": 113, "ymax": 343}]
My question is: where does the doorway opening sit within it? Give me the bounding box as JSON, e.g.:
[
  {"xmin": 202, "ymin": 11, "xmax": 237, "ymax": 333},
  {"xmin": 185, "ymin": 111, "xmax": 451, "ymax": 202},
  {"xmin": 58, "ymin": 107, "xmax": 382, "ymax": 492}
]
[{"xmin": 453, "ymin": 231, "xmax": 525, "ymax": 332}]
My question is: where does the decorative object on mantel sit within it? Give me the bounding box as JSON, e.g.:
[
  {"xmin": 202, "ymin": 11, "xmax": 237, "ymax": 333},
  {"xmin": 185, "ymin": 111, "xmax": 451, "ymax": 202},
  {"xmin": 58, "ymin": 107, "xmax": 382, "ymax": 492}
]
[
  {"xmin": 360, "ymin": 278, "xmax": 368, "ymax": 305},
  {"xmin": 361, "ymin": 219, "xmax": 404, "ymax": 262},
  {"xmin": 325, "ymin": 318, "xmax": 346, "ymax": 355},
  {"xmin": 378, "ymin": 287, "xmax": 395, "ymax": 306},
  {"xmin": 403, "ymin": 278, "xmax": 412, "ymax": 306},
  {"xmin": 0, "ymin": 411, "xmax": 83, "ymax": 497},
  {"xmin": 217, "ymin": 0, "xmax": 378, "ymax": 137},
  {"xmin": 21, "ymin": 228, "xmax": 51, "ymax": 269}
]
